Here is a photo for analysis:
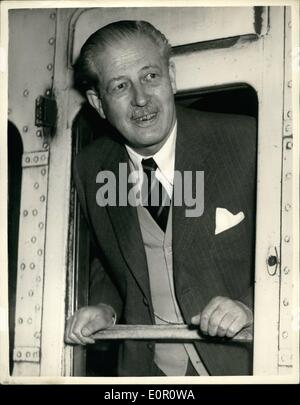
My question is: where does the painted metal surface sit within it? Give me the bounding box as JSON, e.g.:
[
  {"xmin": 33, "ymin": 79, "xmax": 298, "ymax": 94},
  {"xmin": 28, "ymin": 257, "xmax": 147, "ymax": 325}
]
[
  {"xmin": 278, "ymin": 6, "xmax": 294, "ymax": 372},
  {"xmin": 70, "ymin": 6, "xmax": 268, "ymax": 65},
  {"xmin": 13, "ymin": 150, "xmax": 49, "ymax": 376},
  {"xmin": 6, "ymin": 5, "xmax": 297, "ymax": 378}
]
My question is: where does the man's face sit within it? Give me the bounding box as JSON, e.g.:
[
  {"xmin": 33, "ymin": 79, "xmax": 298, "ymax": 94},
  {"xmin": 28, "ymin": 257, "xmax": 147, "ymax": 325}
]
[{"xmin": 87, "ymin": 34, "xmax": 177, "ymax": 155}]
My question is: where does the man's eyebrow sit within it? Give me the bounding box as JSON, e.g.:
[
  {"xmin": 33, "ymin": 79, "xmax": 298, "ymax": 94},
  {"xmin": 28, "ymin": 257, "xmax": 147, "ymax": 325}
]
[{"xmin": 140, "ymin": 65, "xmax": 161, "ymax": 72}]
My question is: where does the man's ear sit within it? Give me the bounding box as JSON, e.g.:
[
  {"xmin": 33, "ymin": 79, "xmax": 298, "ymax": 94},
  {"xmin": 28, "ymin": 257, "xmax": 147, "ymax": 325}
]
[
  {"xmin": 168, "ymin": 60, "xmax": 177, "ymax": 95},
  {"xmin": 86, "ymin": 89, "xmax": 106, "ymax": 119}
]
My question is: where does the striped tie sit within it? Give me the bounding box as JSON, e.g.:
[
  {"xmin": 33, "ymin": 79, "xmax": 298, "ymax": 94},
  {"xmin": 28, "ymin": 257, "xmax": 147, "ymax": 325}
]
[{"xmin": 141, "ymin": 158, "xmax": 170, "ymax": 232}]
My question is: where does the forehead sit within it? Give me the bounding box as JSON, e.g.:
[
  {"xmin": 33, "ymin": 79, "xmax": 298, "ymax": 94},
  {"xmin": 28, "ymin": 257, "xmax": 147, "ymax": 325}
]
[{"xmin": 93, "ymin": 34, "xmax": 166, "ymax": 82}]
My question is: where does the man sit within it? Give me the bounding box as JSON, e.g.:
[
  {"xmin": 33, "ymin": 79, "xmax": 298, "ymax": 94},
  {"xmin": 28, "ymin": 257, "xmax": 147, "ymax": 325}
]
[{"xmin": 65, "ymin": 20, "xmax": 256, "ymax": 376}]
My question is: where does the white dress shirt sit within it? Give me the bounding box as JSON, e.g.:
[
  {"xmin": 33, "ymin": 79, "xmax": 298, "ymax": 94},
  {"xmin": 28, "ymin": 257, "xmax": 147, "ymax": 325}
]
[{"xmin": 125, "ymin": 122, "xmax": 177, "ymax": 199}]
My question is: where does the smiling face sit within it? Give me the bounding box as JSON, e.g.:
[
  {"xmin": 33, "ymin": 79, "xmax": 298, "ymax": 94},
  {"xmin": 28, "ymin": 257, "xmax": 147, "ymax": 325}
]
[{"xmin": 86, "ymin": 34, "xmax": 177, "ymax": 156}]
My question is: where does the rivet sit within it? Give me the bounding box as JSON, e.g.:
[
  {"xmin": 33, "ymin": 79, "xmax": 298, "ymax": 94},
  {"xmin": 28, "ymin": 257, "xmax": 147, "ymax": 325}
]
[
  {"xmin": 31, "ymin": 236, "xmax": 37, "ymax": 243},
  {"xmin": 287, "ymin": 110, "xmax": 292, "ymax": 119},
  {"xmin": 285, "ymin": 203, "xmax": 291, "ymax": 212},
  {"xmin": 18, "ymin": 318, "xmax": 23, "ymax": 324},
  {"xmin": 23, "ymin": 89, "xmax": 29, "ymax": 97},
  {"xmin": 36, "ymin": 129, "xmax": 42, "ymax": 137},
  {"xmin": 267, "ymin": 255, "xmax": 277, "ymax": 266},
  {"xmin": 43, "ymin": 142, "xmax": 49, "ymax": 150},
  {"xmin": 286, "ymin": 141, "xmax": 293, "ymax": 150},
  {"xmin": 38, "ymin": 222, "xmax": 44, "ymax": 229},
  {"xmin": 37, "ymin": 249, "xmax": 43, "ymax": 256},
  {"xmin": 283, "ymin": 266, "xmax": 290, "ymax": 274},
  {"xmin": 288, "ymin": 80, "xmax": 292, "ymax": 88},
  {"xmin": 45, "ymin": 89, "xmax": 51, "ymax": 97},
  {"xmin": 50, "ymin": 12, "xmax": 56, "ymax": 19},
  {"xmin": 28, "ymin": 290, "xmax": 34, "ymax": 297},
  {"xmin": 35, "ymin": 304, "xmax": 40, "ymax": 311},
  {"xmin": 34, "ymin": 182, "xmax": 39, "ymax": 189},
  {"xmin": 282, "ymin": 331, "xmax": 288, "ymax": 339},
  {"xmin": 23, "ymin": 210, "xmax": 28, "ymax": 216},
  {"xmin": 23, "ymin": 126, "xmax": 28, "ymax": 133},
  {"xmin": 47, "ymin": 63, "xmax": 53, "ymax": 71},
  {"xmin": 33, "ymin": 156, "xmax": 39, "ymax": 163},
  {"xmin": 283, "ymin": 298, "xmax": 289, "ymax": 306},
  {"xmin": 29, "ymin": 262, "xmax": 35, "ymax": 269},
  {"xmin": 41, "ymin": 168, "xmax": 46, "ymax": 176},
  {"xmin": 41, "ymin": 155, "xmax": 46, "ymax": 161},
  {"xmin": 26, "ymin": 352, "xmax": 31, "ymax": 358},
  {"xmin": 285, "ymin": 124, "xmax": 292, "ymax": 133},
  {"xmin": 20, "ymin": 263, "xmax": 26, "ymax": 270},
  {"xmin": 40, "ymin": 195, "xmax": 46, "ymax": 202},
  {"xmin": 27, "ymin": 318, "xmax": 32, "ymax": 324},
  {"xmin": 48, "ymin": 37, "xmax": 55, "ymax": 45},
  {"xmin": 17, "ymin": 351, "xmax": 22, "ymax": 358},
  {"xmin": 284, "ymin": 235, "xmax": 290, "ymax": 243},
  {"xmin": 34, "ymin": 331, "xmax": 40, "ymax": 338},
  {"xmin": 32, "ymin": 209, "xmax": 38, "ymax": 216},
  {"xmin": 25, "ymin": 157, "xmax": 30, "ymax": 163},
  {"xmin": 285, "ymin": 172, "xmax": 292, "ymax": 180},
  {"xmin": 36, "ymin": 276, "xmax": 41, "ymax": 282}
]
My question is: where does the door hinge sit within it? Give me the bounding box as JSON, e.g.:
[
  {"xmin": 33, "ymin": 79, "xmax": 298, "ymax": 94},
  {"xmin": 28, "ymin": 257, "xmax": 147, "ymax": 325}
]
[{"xmin": 35, "ymin": 95, "xmax": 57, "ymax": 129}]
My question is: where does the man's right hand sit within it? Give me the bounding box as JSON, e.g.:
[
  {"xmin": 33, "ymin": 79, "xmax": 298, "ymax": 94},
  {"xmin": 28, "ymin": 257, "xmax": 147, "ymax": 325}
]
[{"xmin": 64, "ymin": 304, "xmax": 116, "ymax": 345}]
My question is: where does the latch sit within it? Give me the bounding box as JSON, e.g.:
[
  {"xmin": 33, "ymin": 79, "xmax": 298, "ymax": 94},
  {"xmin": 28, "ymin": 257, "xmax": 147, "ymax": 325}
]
[{"xmin": 35, "ymin": 95, "xmax": 57, "ymax": 128}]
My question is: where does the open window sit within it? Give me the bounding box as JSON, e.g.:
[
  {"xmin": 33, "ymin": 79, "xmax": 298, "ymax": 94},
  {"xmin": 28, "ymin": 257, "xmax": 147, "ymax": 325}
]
[{"xmin": 71, "ymin": 84, "xmax": 258, "ymax": 376}]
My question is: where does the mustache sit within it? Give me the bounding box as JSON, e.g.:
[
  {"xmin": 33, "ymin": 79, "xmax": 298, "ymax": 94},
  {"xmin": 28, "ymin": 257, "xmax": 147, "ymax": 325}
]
[{"xmin": 131, "ymin": 104, "xmax": 158, "ymax": 119}]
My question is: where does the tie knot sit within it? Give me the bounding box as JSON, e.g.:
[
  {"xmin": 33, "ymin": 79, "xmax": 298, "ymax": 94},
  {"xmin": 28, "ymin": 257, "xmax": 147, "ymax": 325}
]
[{"xmin": 142, "ymin": 158, "xmax": 158, "ymax": 172}]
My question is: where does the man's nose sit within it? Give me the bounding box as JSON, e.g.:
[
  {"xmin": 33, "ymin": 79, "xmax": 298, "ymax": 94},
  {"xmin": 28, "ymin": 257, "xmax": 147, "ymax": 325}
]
[{"xmin": 131, "ymin": 83, "xmax": 149, "ymax": 107}]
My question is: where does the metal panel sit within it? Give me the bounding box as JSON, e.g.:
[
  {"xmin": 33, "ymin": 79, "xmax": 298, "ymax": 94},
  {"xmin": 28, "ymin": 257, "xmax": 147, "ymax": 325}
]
[
  {"xmin": 8, "ymin": 9, "xmax": 57, "ymax": 152},
  {"xmin": 13, "ymin": 151, "xmax": 49, "ymax": 376},
  {"xmin": 70, "ymin": 6, "xmax": 269, "ymax": 65},
  {"xmin": 8, "ymin": 9, "xmax": 56, "ymax": 376},
  {"xmin": 278, "ymin": 7, "xmax": 294, "ymax": 372}
]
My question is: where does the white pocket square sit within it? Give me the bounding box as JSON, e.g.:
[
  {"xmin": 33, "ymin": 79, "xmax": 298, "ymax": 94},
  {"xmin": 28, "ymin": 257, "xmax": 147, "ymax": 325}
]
[{"xmin": 215, "ymin": 208, "xmax": 245, "ymax": 235}]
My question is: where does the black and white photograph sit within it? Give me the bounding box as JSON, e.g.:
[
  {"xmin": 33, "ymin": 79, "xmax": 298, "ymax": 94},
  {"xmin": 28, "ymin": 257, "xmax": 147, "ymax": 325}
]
[{"xmin": 0, "ymin": 0, "xmax": 299, "ymax": 384}]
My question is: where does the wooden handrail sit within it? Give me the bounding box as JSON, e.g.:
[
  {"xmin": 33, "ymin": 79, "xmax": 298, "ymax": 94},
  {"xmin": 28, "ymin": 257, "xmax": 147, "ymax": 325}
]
[{"xmin": 92, "ymin": 324, "xmax": 253, "ymax": 342}]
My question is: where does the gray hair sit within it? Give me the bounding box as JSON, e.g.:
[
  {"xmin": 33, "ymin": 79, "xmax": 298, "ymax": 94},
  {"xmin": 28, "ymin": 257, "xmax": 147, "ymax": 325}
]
[{"xmin": 74, "ymin": 20, "xmax": 172, "ymax": 95}]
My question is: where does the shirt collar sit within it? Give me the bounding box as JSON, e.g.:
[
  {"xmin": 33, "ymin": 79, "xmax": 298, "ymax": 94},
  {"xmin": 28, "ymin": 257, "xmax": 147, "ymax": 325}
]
[{"xmin": 125, "ymin": 121, "xmax": 177, "ymax": 186}]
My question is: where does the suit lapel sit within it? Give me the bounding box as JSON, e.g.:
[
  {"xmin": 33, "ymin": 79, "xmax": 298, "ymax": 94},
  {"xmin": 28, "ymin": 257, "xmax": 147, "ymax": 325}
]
[
  {"xmin": 173, "ymin": 108, "xmax": 215, "ymax": 256},
  {"xmin": 99, "ymin": 140, "xmax": 153, "ymax": 306}
]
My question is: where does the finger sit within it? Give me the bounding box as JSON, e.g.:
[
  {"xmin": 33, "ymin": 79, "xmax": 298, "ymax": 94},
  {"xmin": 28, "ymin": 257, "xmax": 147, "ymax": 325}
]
[
  {"xmin": 216, "ymin": 312, "xmax": 235, "ymax": 337},
  {"xmin": 82, "ymin": 314, "xmax": 112, "ymax": 337},
  {"xmin": 207, "ymin": 306, "xmax": 227, "ymax": 337},
  {"xmin": 65, "ymin": 314, "xmax": 79, "ymax": 344},
  {"xmin": 190, "ymin": 313, "xmax": 201, "ymax": 325},
  {"xmin": 200, "ymin": 298, "xmax": 221, "ymax": 334},
  {"xmin": 226, "ymin": 316, "xmax": 245, "ymax": 338},
  {"xmin": 72, "ymin": 316, "xmax": 96, "ymax": 344},
  {"xmin": 64, "ymin": 316, "xmax": 74, "ymax": 343}
]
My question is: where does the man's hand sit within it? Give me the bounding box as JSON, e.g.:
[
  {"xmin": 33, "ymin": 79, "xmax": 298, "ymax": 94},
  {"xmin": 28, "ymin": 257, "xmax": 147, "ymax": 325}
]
[
  {"xmin": 64, "ymin": 304, "xmax": 116, "ymax": 345},
  {"xmin": 191, "ymin": 296, "xmax": 253, "ymax": 338}
]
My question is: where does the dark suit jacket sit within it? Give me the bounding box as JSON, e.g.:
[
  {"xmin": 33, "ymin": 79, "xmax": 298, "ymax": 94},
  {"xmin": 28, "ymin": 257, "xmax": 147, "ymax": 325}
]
[{"xmin": 73, "ymin": 105, "xmax": 257, "ymax": 376}]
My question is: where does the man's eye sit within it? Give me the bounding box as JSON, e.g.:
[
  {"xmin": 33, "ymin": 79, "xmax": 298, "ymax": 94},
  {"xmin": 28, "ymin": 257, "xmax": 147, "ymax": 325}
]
[
  {"xmin": 112, "ymin": 82, "xmax": 128, "ymax": 93},
  {"xmin": 145, "ymin": 72, "xmax": 159, "ymax": 81}
]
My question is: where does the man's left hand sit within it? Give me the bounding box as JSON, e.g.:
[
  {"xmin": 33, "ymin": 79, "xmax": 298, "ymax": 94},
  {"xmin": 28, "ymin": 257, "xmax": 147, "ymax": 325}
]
[{"xmin": 191, "ymin": 296, "xmax": 253, "ymax": 338}]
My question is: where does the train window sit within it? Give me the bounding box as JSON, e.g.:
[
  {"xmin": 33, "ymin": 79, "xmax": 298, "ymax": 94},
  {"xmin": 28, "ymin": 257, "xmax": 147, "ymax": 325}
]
[{"xmin": 71, "ymin": 84, "xmax": 258, "ymax": 376}]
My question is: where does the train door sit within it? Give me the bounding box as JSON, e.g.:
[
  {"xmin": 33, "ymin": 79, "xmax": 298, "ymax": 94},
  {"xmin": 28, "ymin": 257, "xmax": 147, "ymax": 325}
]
[{"xmin": 2, "ymin": 4, "xmax": 298, "ymax": 379}]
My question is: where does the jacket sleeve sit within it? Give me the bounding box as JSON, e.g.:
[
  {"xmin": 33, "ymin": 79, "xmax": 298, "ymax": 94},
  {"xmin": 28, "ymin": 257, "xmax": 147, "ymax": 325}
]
[{"xmin": 73, "ymin": 156, "xmax": 124, "ymax": 321}]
